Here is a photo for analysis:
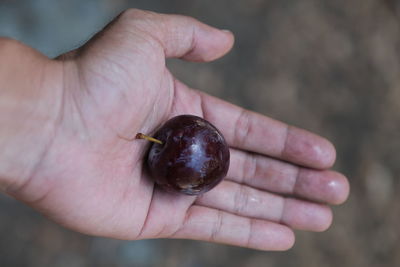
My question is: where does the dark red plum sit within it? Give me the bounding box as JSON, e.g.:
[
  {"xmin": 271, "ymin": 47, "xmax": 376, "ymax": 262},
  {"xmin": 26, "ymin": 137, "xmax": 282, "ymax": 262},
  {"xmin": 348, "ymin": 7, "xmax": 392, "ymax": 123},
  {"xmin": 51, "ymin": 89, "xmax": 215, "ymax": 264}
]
[{"xmin": 139, "ymin": 115, "xmax": 230, "ymax": 195}]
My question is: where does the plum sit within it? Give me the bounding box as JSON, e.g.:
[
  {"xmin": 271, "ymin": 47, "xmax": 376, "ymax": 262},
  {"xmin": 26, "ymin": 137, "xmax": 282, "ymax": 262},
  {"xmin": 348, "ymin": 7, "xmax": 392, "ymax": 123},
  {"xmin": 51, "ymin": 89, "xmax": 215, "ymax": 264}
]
[{"xmin": 137, "ymin": 115, "xmax": 230, "ymax": 195}]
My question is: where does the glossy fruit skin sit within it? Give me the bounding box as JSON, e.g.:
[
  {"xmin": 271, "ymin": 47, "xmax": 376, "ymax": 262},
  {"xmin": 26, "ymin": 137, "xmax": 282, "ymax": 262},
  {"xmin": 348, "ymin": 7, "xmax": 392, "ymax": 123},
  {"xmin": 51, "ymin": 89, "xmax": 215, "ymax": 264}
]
[{"xmin": 147, "ymin": 115, "xmax": 230, "ymax": 195}]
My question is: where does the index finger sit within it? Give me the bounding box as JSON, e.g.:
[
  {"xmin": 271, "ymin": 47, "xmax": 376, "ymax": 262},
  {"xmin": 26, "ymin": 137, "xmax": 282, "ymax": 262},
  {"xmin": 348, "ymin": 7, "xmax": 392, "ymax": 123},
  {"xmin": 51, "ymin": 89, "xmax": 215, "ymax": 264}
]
[{"xmin": 198, "ymin": 91, "xmax": 336, "ymax": 169}]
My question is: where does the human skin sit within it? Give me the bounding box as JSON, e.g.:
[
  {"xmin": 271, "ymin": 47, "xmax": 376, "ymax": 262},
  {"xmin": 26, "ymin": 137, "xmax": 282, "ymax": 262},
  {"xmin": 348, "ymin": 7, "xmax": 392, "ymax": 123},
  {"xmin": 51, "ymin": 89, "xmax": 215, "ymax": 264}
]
[{"xmin": 0, "ymin": 9, "xmax": 349, "ymax": 251}]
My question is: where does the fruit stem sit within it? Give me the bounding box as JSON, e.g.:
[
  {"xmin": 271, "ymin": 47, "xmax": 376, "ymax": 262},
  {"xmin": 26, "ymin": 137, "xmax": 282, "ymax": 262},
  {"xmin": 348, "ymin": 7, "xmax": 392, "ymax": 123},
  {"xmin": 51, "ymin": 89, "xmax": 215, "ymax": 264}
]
[{"xmin": 135, "ymin": 133, "xmax": 163, "ymax": 145}]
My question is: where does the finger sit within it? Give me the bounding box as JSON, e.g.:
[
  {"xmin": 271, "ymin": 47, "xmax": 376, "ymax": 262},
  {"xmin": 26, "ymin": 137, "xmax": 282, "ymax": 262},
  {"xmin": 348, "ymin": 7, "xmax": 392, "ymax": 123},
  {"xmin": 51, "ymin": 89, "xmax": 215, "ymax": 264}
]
[
  {"xmin": 117, "ymin": 9, "xmax": 234, "ymax": 61},
  {"xmin": 195, "ymin": 180, "xmax": 333, "ymax": 232},
  {"xmin": 197, "ymin": 91, "xmax": 336, "ymax": 169},
  {"xmin": 171, "ymin": 206, "xmax": 295, "ymax": 251},
  {"xmin": 227, "ymin": 149, "xmax": 350, "ymax": 205}
]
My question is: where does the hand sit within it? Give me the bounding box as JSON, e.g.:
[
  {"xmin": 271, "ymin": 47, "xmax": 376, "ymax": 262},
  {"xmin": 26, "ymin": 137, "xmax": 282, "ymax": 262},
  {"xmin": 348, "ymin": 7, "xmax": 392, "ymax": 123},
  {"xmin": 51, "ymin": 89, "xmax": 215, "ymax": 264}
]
[{"xmin": 5, "ymin": 9, "xmax": 349, "ymax": 251}]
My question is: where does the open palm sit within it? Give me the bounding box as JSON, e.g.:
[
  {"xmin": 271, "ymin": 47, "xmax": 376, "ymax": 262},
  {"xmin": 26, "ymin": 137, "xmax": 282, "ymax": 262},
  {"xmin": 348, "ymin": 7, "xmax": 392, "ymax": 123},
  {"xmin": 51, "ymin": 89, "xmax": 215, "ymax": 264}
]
[{"xmin": 12, "ymin": 10, "xmax": 349, "ymax": 251}]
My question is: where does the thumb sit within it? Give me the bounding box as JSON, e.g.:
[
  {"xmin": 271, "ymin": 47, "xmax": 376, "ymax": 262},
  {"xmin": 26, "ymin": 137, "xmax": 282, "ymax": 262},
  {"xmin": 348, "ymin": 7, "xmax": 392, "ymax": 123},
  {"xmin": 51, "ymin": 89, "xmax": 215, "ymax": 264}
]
[
  {"xmin": 126, "ymin": 9, "xmax": 235, "ymax": 61},
  {"xmin": 60, "ymin": 9, "xmax": 234, "ymax": 62}
]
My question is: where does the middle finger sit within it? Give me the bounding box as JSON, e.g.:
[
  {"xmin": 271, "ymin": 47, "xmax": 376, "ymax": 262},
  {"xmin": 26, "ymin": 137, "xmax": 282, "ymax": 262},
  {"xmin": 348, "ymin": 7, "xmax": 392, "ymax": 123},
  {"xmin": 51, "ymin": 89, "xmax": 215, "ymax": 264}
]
[{"xmin": 226, "ymin": 148, "xmax": 349, "ymax": 205}]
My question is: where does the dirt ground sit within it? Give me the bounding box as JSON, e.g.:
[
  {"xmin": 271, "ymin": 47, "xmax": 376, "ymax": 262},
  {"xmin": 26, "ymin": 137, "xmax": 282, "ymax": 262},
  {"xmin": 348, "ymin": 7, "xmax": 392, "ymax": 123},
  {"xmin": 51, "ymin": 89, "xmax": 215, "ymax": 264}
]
[{"xmin": 1, "ymin": 0, "xmax": 400, "ymax": 266}]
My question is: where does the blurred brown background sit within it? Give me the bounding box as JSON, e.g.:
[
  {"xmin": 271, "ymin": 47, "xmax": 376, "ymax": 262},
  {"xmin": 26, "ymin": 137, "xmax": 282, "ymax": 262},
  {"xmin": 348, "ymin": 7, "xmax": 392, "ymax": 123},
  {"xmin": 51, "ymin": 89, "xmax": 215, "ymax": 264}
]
[{"xmin": 1, "ymin": 0, "xmax": 400, "ymax": 266}]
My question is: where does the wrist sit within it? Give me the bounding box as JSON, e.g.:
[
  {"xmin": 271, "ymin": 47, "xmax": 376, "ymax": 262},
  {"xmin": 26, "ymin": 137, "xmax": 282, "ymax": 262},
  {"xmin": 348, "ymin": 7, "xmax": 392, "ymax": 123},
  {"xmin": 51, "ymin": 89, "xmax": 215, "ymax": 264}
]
[{"xmin": 0, "ymin": 38, "xmax": 63, "ymax": 192}]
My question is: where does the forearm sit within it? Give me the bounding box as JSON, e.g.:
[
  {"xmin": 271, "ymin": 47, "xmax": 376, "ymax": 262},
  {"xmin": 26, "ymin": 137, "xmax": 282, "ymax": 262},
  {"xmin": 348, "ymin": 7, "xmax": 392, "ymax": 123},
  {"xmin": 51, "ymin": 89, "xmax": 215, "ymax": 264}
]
[{"xmin": 0, "ymin": 38, "xmax": 62, "ymax": 192}]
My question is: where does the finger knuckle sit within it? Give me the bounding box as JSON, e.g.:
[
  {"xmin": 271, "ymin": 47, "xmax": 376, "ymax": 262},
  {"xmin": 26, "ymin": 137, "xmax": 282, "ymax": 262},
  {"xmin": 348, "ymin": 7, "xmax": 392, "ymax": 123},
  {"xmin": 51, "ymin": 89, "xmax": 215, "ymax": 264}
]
[
  {"xmin": 233, "ymin": 184, "xmax": 250, "ymax": 214},
  {"xmin": 210, "ymin": 210, "xmax": 224, "ymax": 242},
  {"xmin": 234, "ymin": 109, "xmax": 252, "ymax": 147},
  {"xmin": 242, "ymin": 154, "xmax": 258, "ymax": 183}
]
